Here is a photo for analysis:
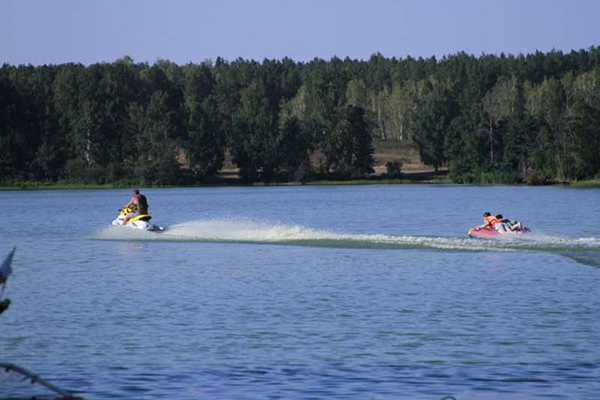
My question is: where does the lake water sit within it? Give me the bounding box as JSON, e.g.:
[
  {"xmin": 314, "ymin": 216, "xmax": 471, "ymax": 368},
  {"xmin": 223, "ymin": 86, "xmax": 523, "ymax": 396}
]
[{"xmin": 1, "ymin": 185, "xmax": 599, "ymax": 399}]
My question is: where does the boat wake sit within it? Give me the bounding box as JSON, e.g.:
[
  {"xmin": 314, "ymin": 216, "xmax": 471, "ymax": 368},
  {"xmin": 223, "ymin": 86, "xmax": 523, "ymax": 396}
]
[{"xmin": 93, "ymin": 218, "xmax": 600, "ymax": 258}]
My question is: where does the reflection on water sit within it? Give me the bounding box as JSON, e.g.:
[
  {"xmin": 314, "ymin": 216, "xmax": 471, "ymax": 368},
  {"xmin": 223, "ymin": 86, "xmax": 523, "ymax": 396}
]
[{"xmin": 119, "ymin": 241, "xmax": 147, "ymax": 254}]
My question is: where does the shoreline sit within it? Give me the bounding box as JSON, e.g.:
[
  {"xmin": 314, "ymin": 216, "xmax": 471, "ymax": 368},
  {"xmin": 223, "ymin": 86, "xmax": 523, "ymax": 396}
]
[{"xmin": 2, "ymin": 174, "xmax": 598, "ymax": 191}]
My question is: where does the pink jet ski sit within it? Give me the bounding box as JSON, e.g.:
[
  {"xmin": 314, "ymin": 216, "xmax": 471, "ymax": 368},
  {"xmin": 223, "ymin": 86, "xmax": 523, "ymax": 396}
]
[
  {"xmin": 468, "ymin": 227, "xmax": 502, "ymax": 238},
  {"xmin": 468, "ymin": 225, "xmax": 530, "ymax": 238}
]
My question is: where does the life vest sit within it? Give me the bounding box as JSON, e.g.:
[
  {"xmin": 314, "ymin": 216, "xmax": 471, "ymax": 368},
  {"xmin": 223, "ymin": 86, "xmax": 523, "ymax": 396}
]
[
  {"xmin": 484, "ymin": 215, "xmax": 498, "ymax": 228},
  {"xmin": 137, "ymin": 194, "xmax": 149, "ymax": 214}
]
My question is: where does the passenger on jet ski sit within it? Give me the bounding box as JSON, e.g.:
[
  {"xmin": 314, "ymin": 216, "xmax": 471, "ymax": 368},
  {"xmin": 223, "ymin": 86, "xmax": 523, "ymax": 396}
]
[
  {"xmin": 123, "ymin": 189, "xmax": 149, "ymax": 223},
  {"xmin": 495, "ymin": 214, "xmax": 530, "ymax": 233}
]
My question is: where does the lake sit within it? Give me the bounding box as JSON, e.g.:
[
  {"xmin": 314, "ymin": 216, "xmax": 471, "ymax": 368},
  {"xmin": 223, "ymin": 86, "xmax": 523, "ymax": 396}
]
[{"xmin": 1, "ymin": 185, "xmax": 599, "ymax": 399}]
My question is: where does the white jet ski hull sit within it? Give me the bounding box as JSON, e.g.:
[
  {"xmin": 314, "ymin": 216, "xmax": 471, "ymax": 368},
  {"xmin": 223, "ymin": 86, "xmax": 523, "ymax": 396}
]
[
  {"xmin": 111, "ymin": 218, "xmax": 164, "ymax": 231},
  {"xmin": 111, "ymin": 208, "xmax": 165, "ymax": 232}
]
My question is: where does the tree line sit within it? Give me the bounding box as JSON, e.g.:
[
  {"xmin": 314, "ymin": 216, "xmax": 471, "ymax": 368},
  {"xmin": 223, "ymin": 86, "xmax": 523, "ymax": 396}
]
[{"xmin": 1, "ymin": 48, "xmax": 600, "ymax": 185}]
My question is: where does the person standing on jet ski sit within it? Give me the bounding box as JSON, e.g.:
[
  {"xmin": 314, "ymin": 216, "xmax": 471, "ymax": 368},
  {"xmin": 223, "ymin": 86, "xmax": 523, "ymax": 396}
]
[{"xmin": 123, "ymin": 189, "xmax": 149, "ymax": 223}]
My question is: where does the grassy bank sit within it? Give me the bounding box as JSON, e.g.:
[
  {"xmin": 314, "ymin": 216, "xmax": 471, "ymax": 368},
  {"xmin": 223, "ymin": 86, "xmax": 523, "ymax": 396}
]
[
  {"xmin": 0, "ymin": 179, "xmax": 442, "ymax": 191},
  {"xmin": 567, "ymin": 180, "xmax": 600, "ymax": 188},
  {"xmin": 0, "ymin": 181, "xmax": 142, "ymax": 190},
  {"xmin": 1, "ymin": 172, "xmax": 452, "ymax": 191},
  {"xmin": 6, "ymin": 179, "xmax": 599, "ymax": 191},
  {"xmin": 0, "ymin": 182, "xmax": 116, "ymax": 190},
  {"xmin": 6, "ymin": 174, "xmax": 600, "ymax": 191}
]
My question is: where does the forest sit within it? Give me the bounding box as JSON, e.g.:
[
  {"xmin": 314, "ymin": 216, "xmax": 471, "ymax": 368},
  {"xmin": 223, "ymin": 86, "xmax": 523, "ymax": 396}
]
[{"xmin": 1, "ymin": 47, "xmax": 600, "ymax": 186}]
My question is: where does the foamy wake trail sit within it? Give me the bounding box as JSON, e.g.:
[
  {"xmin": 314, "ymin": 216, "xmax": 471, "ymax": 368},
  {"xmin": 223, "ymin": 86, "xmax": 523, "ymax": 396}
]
[
  {"xmin": 158, "ymin": 219, "xmax": 493, "ymax": 250},
  {"xmin": 165, "ymin": 218, "xmax": 334, "ymax": 242},
  {"xmin": 92, "ymin": 218, "xmax": 600, "ymax": 253}
]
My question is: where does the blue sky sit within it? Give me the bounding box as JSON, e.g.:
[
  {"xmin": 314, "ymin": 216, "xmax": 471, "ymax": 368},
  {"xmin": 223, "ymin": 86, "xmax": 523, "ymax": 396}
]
[{"xmin": 1, "ymin": 0, "xmax": 599, "ymax": 65}]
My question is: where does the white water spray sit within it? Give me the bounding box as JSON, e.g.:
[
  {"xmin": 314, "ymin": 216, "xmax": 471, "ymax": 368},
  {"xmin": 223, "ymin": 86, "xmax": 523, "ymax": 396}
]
[{"xmin": 93, "ymin": 217, "xmax": 600, "ymax": 254}]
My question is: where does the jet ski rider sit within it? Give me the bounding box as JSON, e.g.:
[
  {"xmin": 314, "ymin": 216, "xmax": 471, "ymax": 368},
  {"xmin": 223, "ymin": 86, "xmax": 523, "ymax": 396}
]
[
  {"xmin": 123, "ymin": 189, "xmax": 148, "ymax": 223},
  {"xmin": 473, "ymin": 211, "xmax": 498, "ymax": 231}
]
